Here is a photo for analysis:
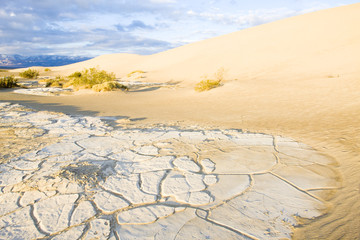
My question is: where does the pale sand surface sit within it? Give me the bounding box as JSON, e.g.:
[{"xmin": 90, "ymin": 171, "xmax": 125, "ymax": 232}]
[{"xmin": 1, "ymin": 2, "xmax": 360, "ymax": 239}]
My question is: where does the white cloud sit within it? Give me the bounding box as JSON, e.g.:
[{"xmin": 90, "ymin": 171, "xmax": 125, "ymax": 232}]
[
  {"xmin": 0, "ymin": 0, "xmax": 358, "ymax": 56},
  {"xmin": 185, "ymin": 6, "xmax": 330, "ymax": 29},
  {"xmin": 150, "ymin": 0, "xmax": 176, "ymax": 3}
]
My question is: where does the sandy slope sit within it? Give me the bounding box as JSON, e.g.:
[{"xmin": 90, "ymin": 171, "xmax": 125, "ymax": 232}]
[
  {"xmin": 47, "ymin": 2, "xmax": 360, "ymax": 86},
  {"xmin": 3, "ymin": 2, "xmax": 360, "ymax": 239}
]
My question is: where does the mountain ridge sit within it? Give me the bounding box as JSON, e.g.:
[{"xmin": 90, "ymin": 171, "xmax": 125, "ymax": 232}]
[{"xmin": 0, "ymin": 54, "xmax": 91, "ymax": 68}]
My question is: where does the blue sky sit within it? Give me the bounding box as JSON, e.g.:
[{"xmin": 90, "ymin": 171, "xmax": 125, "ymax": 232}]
[{"xmin": 0, "ymin": 0, "xmax": 358, "ymax": 57}]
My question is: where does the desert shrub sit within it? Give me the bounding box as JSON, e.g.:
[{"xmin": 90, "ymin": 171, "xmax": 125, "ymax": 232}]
[
  {"xmin": 194, "ymin": 79, "xmax": 221, "ymax": 92},
  {"xmin": 46, "ymin": 80, "xmax": 62, "ymax": 88},
  {"xmin": 65, "ymin": 67, "xmax": 116, "ymax": 90},
  {"xmin": 19, "ymin": 68, "xmax": 40, "ymax": 79},
  {"xmin": 0, "ymin": 69, "xmax": 8, "ymax": 72},
  {"xmin": 0, "ymin": 76, "xmax": 18, "ymax": 88},
  {"xmin": 45, "ymin": 77, "xmax": 64, "ymax": 88},
  {"xmin": 40, "ymin": 75, "xmax": 68, "ymax": 88},
  {"xmin": 127, "ymin": 70, "xmax": 145, "ymax": 77},
  {"xmin": 94, "ymin": 81, "xmax": 128, "ymax": 92},
  {"xmin": 44, "ymin": 68, "xmax": 51, "ymax": 72},
  {"xmin": 194, "ymin": 68, "xmax": 226, "ymax": 92},
  {"xmin": 68, "ymin": 71, "xmax": 82, "ymax": 78},
  {"xmin": 92, "ymin": 81, "xmax": 128, "ymax": 92}
]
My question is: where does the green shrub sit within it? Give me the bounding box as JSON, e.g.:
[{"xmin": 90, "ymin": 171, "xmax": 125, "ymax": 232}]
[
  {"xmin": 65, "ymin": 67, "xmax": 116, "ymax": 90},
  {"xmin": 0, "ymin": 76, "xmax": 19, "ymax": 88},
  {"xmin": 68, "ymin": 71, "xmax": 82, "ymax": 78},
  {"xmin": 92, "ymin": 81, "xmax": 128, "ymax": 92},
  {"xmin": 19, "ymin": 69, "xmax": 40, "ymax": 79}
]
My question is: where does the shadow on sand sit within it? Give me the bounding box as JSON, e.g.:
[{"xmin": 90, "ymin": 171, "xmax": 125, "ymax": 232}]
[{"xmin": 0, "ymin": 99, "xmax": 148, "ymax": 127}]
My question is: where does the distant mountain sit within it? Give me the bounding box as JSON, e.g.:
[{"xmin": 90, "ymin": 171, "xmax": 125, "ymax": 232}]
[{"xmin": 0, "ymin": 54, "xmax": 91, "ymax": 68}]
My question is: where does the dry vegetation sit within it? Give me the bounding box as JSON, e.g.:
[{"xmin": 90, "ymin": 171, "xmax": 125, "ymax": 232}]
[
  {"xmin": 64, "ymin": 67, "xmax": 128, "ymax": 92},
  {"xmin": 92, "ymin": 81, "xmax": 128, "ymax": 92},
  {"xmin": 127, "ymin": 70, "xmax": 145, "ymax": 78},
  {"xmin": 195, "ymin": 68, "xmax": 225, "ymax": 92},
  {"xmin": 43, "ymin": 76, "xmax": 66, "ymax": 88},
  {"xmin": 19, "ymin": 69, "xmax": 40, "ymax": 79},
  {"xmin": 0, "ymin": 76, "xmax": 19, "ymax": 88}
]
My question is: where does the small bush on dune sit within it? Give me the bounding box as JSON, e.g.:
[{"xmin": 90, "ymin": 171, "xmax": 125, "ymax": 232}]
[
  {"xmin": 44, "ymin": 76, "xmax": 65, "ymax": 88},
  {"xmin": 195, "ymin": 79, "xmax": 222, "ymax": 92},
  {"xmin": 92, "ymin": 81, "xmax": 128, "ymax": 92},
  {"xmin": 59, "ymin": 67, "xmax": 127, "ymax": 92},
  {"xmin": 65, "ymin": 67, "xmax": 116, "ymax": 90},
  {"xmin": 44, "ymin": 68, "xmax": 51, "ymax": 72},
  {"xmin": 195, "ymin": 68, "xmax": 226, "ymax": 92},
  {"xmin": 46, "ymin": 80, "xmax": 62, "ymax": 88},
  {"xmin": 0, "ymin": 76, "xmax": 19, "ymax": 88},
  {"xmin": 19, "ymin": 68, "xmax": 40, "ymax": 79},
  {"xmin": 68, "ymin": 71, "xmax": 82, "ymax": 78}
]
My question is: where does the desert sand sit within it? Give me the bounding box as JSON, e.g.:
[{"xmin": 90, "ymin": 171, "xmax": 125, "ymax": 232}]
[{"xmin": 1, "ymin": 2, "xmax": 360, "ymax": 239}]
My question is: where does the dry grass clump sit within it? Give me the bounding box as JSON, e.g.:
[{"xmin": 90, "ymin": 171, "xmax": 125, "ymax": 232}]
[
  {"xmin": 195, "ymin": 68, "xmax": 225, "ymax": 92},
  {"xmin": 195, "ymin": 79, "xmax": 222, "ymax": 92},
  {"xmin": 19, "ymin": 68, "xmax": 40, "ymax": 79},
  {"xmin": 65, "ymin": 67, "xmax": 116, "ymax": 90},
  {"xmin": 127, "ymin": 70, "xmax": 145, "ymax": 78},
  {"xmin": 0, "ymin": 76, "xmax": 19, "ymax": 88},
  {"xmin": 0, "ymin": 69, "xmax": 8, "ymax": 72},
  {"xmin": 44, "ymin": 76, "xmax": 66, "ymax": 88},
  {"xmin": 92, "ymin": 81, "xmax": 128, "ymax": 92},
  {"xmin": 68, "ymin": 71, "xmax": 82, "ymax": 78},
  {"xmin": 44, "ymin": 68, "xmax": 51, "ymax": 72}
]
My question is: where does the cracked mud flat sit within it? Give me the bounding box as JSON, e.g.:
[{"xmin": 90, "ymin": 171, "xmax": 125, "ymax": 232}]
[
  {"xmin": 0, "ymin": 102, "xmax": 340, "ymax": 239},
  {"xmin": 13, "ymin": 88, "xmax": 72, "ymax": 96}
]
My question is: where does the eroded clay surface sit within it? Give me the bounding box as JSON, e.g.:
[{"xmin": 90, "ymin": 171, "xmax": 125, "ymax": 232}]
[{"xmin": 0, "ymin": 102, "xmax": 340, "ymax": 239}]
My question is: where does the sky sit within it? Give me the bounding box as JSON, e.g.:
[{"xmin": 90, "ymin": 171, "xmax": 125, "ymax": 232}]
[{"xmin": 0, "ymin": 0, "xmax": 358, "ymax": 57}]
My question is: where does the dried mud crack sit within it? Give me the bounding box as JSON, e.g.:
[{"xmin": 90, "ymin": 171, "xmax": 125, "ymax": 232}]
[{"xmin": 0, "ymin": 102, "xmax": 341, "ymax": 239}]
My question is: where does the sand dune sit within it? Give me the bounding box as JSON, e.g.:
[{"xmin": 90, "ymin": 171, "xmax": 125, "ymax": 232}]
[
  {"xmin": 2, "ymin": 3, "xmax": 360, "ymax": 239},
  {"xmin": 50, "ymin": 3, "xmax": 360, "ymax": 85}
]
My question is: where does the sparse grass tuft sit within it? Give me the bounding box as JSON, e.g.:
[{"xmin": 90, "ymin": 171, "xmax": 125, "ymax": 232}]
[
  {"xmin": 65, "ymin": 67, "xmax": 116, "ymax": 91},
  {"xmin": 195, "ymin": 68, "xmax": 226, "ymax": 92},
  {"xmin": 0, "ymin": 76, "xmax": 19, "ymax": 88},
  {"xmin": 214, "ymin": 67, "xmax": 226, "ymax": 82},
  {"xmin": 194, "ymin": 79, "xmax": 222, "ymax": 92},
  {"xmin": 127, "ymin": 70, "xmax": 145, "ymax": 78},
  {"xmin": 0, "ymin": 69, "xmax": 8, "ymax": 72},
  {"xmin": 44, "ymin": 68, "xmax": 51, "ymax": 72},
  {"xmin": 92, "ymin": 81, "xmax": 128, "ymax": 92},
  {"xmin": 19, "ymin": 68, "xmax": 40, "ymax": 79}
]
